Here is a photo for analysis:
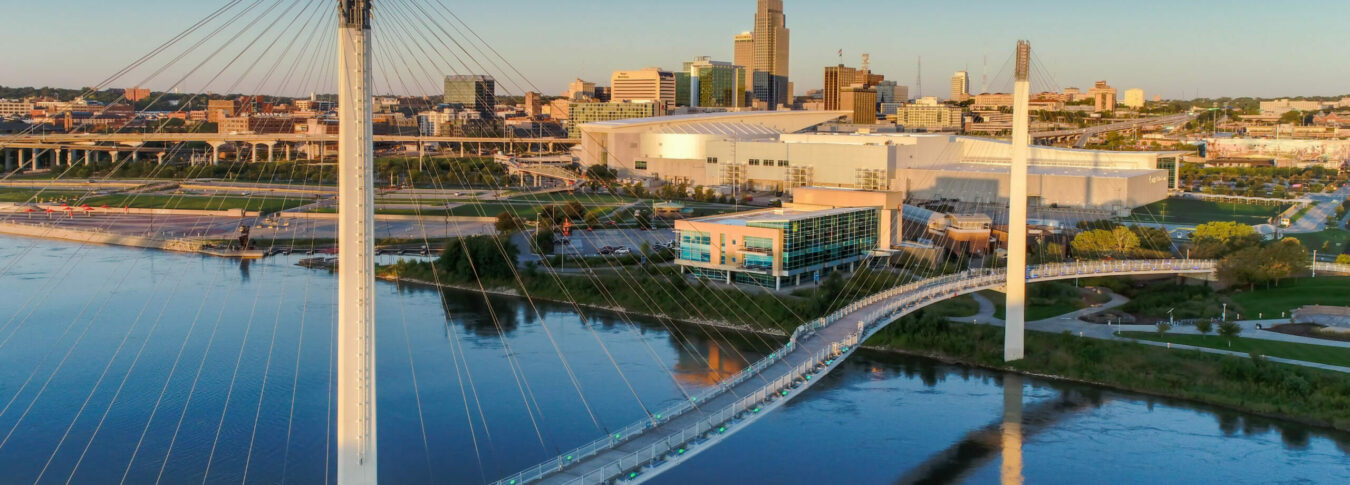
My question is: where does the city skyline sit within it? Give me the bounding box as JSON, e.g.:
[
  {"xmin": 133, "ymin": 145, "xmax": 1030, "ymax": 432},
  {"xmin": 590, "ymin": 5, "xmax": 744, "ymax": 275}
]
[{"xmin": 4, "ymin": 0, "xmax": 1350, "ymax": 100}]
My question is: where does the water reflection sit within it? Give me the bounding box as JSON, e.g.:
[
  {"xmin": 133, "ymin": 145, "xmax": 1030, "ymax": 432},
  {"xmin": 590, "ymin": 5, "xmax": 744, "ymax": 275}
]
[
  {"xmin": 1000, "ymin": 374, "xmax": 1023, "ymax": 485},
  {"xmin": 672, "ymin": 339, "xmax": 748, "ymax": 387},
  {"xmin": 894, "ymin": 374, "xmax": 1098, "ymax": 485}
]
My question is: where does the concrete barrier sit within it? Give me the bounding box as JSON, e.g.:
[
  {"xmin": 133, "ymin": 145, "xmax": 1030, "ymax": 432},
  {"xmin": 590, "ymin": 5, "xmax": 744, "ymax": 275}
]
[
  {"xmin": 277, "ymin": 211, "xmax": 494, "ymax": 223},
  {"xmin": 0, "ymin": 221, "xmax": 203, "ymax": 252},
  {"xmin": 0, "ymin": 203, "xmax": 256, "ymax": 218}
]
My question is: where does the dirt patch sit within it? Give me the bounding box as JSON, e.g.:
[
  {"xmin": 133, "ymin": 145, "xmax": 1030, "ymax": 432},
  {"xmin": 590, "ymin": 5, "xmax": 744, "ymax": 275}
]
[{"xmin": 1268, "ymin": 323, "xmax": 1350, "ymax": 343}]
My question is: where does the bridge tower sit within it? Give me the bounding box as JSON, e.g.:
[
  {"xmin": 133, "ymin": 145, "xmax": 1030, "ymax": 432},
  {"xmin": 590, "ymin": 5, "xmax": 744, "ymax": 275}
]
[
  {"xmin": 336, "ymin": 0, "xmax": 377, "ymax": 483},
  {"xmin": 1005, "ymin": 40, "xmax": 1031, "ymax": 362}
]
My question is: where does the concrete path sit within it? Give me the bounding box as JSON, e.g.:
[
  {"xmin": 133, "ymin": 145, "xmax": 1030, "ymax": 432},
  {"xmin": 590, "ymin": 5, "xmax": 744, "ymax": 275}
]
[{"xmin": 954, "ymin": 288, "xmax": 1350, "ymax": 373}]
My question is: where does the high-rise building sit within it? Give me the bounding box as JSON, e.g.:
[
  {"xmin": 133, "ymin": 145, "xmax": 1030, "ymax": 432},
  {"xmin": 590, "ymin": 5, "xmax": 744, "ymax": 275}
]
[
  {"xmin": 824, "ymin": 60, "xmax": 884, "ymax": 111},
  {"xmin": 840, "ymin": 85, "xmax": 877, "ymax": 124},
  {"xmin": 566, "ymin": 101, "xmax": 664, "ymax": 139},
  {"xmin": 678, "ymin": 57, "xmax": 748, "ymax": 108},
  {"xmin": 750, "ymin": 0, "xmax": 790, "ymax": 109},
  {"xmin": 523, "ymin": 91, "xmax": 542, "ymax": 118},
  {"xmin": 1089, "ymin": 81, "xmax": 1117, "ymax": 112},
  {"xmin": 824, "ymin": 65, "xmax": 860, "ymax": 111},
  {"xmin": 733, "ymin": 32, "xmax": 755, "ymax": 104},
  {"xmin": 566, "ymin": 78, "xmax": 596, "ymax": 100},
  {"xmin": 610, "ymin": 68, "xmax": 677, "ymax": 109},
  {"xmin": 950, "ymin": 71, "xmax": 970, "ymax": 102},
  {"xmin": 1122, "ymin": 88, "xmax": 1145, "ymax": 109},
  {"xmin": 444, "ymin": 74, "xmax": 496, "ymax": 119}
]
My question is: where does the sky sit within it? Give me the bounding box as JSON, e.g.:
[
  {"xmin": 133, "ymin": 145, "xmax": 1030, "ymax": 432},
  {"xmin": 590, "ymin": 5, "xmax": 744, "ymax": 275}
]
[{"xmin": 3, "ymin": 0, "xmax": 1350, "ymax": 100}]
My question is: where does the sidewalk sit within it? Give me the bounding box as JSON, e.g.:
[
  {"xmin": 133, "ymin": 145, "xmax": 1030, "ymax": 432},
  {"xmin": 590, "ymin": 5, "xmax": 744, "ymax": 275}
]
[{"xmin": 953, "ymin": 288, "xmax": 1350, "ymax": 373}]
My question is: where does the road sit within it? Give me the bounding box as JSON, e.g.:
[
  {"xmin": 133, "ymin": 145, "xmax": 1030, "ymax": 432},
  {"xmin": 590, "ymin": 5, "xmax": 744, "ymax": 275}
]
[{"xmin": 0, "ymin": 212, "xmax": 494, "ymax": 241}]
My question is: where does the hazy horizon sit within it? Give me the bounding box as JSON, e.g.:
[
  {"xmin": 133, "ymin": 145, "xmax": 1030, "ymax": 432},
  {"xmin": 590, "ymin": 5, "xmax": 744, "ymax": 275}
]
[{"xmin": 4, "ymin": 0, "xmax": 1349, "ymax": 100}]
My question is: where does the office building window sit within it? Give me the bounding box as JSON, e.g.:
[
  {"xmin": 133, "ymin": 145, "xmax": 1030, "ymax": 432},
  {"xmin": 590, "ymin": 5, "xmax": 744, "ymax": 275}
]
[
  {"xmin": 706, "ymin": 156, "xmax": 718, "ymax": 164},
  {"xmin": 634, "ymin": 160, "xmax": 648, "ymax": 170},
  {"xmin": 749, "ymin": 158, "xmax": 760, "ymax": 166},
  {"xmin": 777, "ymin": 160, "xmax": 789, "ymax": 167}
]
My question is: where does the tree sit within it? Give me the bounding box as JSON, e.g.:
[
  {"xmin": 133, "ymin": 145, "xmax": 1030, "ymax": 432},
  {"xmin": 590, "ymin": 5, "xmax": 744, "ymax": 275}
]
[
  {"xmin": 584, "ymin": 209, "xmax": 601, "ymax": 228},
  {"xmin": 1071, "ymin": 226, "xmax": 1139, "ymax": 259},
  {"xmin": 1217, "ymin": 321, "xmax": 1243, "ymax": 347},
  {"xmin": 1259, "ymin": 238, "xmax": 1309, "ymax": 286},
  {"xmin": 584, "ymin": 164, "xmax": 617, "ymax": 181},
  {"xmin": 1191, "ymin": 221, "xmax": 1261, "ymax": 258},
  {"xmin": 1195, "ymin": 319, "xmax": 1213, "ymax": 337},
  {"xmin": 1130, "ymin": 225, "xmax": 1172, "ymax": 252},
  {"xmin": 494, "ymin": 211, "xmax": 523, "ymax": 233},
  {"xmin": 634, "ymin": 209, "xmax": 652, "ymax": 229},
  {"xmin": 1337, "ymin": 254, "xmax": 1350, "ymax": 265},
  {"xmin": 1155, "ymin": 321, "xmax": 1173, "ymax": 337},
  {"xmin": 533, "ymin": 226, "xmax": 556, "ymax": 254}
]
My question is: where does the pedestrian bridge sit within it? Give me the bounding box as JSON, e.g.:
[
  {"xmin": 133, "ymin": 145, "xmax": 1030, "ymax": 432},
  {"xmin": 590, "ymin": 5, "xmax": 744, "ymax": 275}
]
[{"xmin": 493, "ymin": 259, "xmax": 1266, "ymax": 485}]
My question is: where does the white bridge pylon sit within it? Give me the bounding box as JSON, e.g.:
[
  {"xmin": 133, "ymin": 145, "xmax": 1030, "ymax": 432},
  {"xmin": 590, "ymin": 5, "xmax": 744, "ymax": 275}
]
[{"xmin": 336, "ymin": 0, "xmax": 377, "ymax": 484}]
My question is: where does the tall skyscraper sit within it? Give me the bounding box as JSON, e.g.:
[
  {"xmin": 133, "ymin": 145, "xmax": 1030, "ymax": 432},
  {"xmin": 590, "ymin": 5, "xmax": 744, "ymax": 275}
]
[
  {"xmin": 751, "ymin": 0, "xmax": 789, "ymax": 109},
  {"xmin": 733, "ymin": 32, "xmax": 755, "ymax": 106},
  {"xmin": 444, "ymin": 74, "xmax": 496, "ymax": 119},
  {"xmin": 950, "ymin": 70, "xmax": 970, "ymax": 102}
]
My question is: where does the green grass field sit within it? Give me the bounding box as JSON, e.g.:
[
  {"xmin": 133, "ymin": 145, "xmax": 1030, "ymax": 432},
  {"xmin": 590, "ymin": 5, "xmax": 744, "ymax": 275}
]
[
  {"xmin": 0, "ymin": 188, "xmax": 94, "ymax": 203},
  {"xmin": 80, "ymin": 194, "xmax": 308, "ymax": 212},
  {"xmin": 1229, "ymin": 277, "xmax": 1350, "ymax": 318},
  {"xmin": 983, "ymin": 287, "xmax": 1086, "ymax": 321},
  {"xmin": 1123, "ymin": 198, "xmax": 1291, "ymax": 226},
  {"xmin": 508, "ymin": 192, "xmax": 637, "ymax": 205},
  {"xmin": 1290, "ymin": 228, "xmax": 1350, "ymax": 254},
  {"xmin": 1119, "ymin": 332, "xmax": 1350, "ymax": 368}
]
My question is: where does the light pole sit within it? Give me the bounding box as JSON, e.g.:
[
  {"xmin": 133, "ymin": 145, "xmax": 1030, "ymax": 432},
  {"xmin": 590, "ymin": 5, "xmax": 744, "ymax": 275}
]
[{"xmin": 1221, "ymin": 302, "xmax": 1227, "ymax": 322}]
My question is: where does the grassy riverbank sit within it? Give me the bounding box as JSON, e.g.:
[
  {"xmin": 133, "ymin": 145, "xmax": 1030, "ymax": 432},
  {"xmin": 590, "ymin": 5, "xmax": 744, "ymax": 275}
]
[
  {"xmin": 377, "ymin": 242, "xmax": 1350, "ymax": 432},
  {"xmin": 869, "ymin": 309, "xmax": 1350, "ymax": 431},
  {"xmin": 1118, "ymin": 332, "xmax": 1350, "ymax": 368}
]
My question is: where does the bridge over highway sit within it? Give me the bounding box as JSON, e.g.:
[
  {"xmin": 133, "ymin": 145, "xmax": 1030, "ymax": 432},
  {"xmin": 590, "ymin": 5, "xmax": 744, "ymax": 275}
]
[
  {"xmin": 1031, "ymin": 113, "xmax": 1195, "ymax": 148},
  {"xmin": 496, "ymin": 258, "xmax": 1346, "ymax": 485}
]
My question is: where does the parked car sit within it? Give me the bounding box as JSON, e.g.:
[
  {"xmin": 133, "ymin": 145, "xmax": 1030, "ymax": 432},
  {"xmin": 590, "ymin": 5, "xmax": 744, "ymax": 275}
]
[{"xmin": 614, "ymin": 248, "xmax": 631, "ymax": 256}]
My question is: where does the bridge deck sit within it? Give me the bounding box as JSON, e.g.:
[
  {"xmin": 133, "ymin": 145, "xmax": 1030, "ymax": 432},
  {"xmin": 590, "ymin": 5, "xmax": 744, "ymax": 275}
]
[{"xmin": 499, "ymin": 260, "xmax": 1224, "ymax": 485}]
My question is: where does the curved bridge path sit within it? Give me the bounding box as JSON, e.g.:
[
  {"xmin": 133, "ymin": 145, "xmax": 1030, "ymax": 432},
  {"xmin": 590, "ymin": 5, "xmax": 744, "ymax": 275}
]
[{"xmin": 495, "ymin": 259, "xmax": 1350, "ymax": 485}]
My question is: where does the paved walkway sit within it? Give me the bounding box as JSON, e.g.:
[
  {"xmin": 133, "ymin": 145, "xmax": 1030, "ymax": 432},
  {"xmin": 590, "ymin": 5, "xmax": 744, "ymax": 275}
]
[{"xmin": 953, "ymin": 288, "xmax": 1350, "ymax": 373}]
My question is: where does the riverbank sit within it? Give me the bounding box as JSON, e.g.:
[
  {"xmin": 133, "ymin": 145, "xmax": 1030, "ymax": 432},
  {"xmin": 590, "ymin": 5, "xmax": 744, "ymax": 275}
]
[{"xmin": 373, "ymin": 266, "xmax": 1350, "ymax": 433}]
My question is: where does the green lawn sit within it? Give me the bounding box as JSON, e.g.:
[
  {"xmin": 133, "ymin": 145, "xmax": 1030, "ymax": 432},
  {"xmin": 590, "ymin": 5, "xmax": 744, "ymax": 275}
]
[
  {"xmin": 924, "ymin": 294, "xmax": 981, "ymax": 319},
  {"xmin": 1229, "ymin": 277, "xmax": 1350, "ymax": 318},
  {"xmin": 1123, "ymin": 198, "xmax": 1291, "ymax": 226},
  {"xmin": 984, "ymin": 286, "xmax": 1086, "ymax": 321},
  {"xmin": 0, "ymin": 188, "xmax": 94, "ymax": 203},
  {"xmin": 508, "ymin": 192, "xmax": 637, "ymax": 205},
  {"xmin": 1290, "ymin": 228, "xmax": 1350, "ymax": 254},
  {"xmin": 81, "ymin": 194, "xmax": 308, "ymax": 212},
  {"xmin": 1119, "ymin": 332, "xmax": 1350, "ymax": 368}
]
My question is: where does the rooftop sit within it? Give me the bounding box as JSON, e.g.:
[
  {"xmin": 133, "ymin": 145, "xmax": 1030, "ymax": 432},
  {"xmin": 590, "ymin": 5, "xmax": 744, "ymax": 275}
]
[{"xmin": 686, "ymin": 206, "xmax": 871, "ymax": 227}]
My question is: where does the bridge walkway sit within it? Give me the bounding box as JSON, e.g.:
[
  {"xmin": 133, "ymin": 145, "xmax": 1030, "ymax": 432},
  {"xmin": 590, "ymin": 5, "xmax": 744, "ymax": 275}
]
[{"xmin": 499, "ymin": 259, "xmax": 1223, "ymax": 485}]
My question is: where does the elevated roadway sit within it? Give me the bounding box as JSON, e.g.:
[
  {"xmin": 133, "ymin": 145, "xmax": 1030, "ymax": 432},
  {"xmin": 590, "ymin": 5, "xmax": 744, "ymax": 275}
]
[{"xmin": 1031, "ymin": 113, "xmax": 1195, "ymax": 147}]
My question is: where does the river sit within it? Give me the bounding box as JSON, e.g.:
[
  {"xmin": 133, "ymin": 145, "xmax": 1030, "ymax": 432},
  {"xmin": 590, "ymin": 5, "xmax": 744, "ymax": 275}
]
[{"xmin": 0, "ymin": 235, "xmax": 1346, "ymax": 484}]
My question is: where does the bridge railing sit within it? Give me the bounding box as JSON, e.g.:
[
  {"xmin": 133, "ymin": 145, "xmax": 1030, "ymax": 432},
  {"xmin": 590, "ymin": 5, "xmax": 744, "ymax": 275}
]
[
  {"xmin": 493, "ymin": 258, "xmax": 1217, "ymax": 485},
  {"xmin": 559, "ymin": 342, "xmax": 854, "ymax": 484}
]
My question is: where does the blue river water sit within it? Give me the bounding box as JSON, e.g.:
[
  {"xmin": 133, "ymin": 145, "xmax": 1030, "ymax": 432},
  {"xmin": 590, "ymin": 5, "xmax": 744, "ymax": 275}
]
[{"xmin": 0, "ymin": 235, "xmax": 1346, "ymax": 484}]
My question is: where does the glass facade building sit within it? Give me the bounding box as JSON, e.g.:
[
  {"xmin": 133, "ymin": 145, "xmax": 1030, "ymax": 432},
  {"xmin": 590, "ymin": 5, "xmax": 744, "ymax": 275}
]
[{"xmin": 674, "ymin": 207, "xmax": 878, "ymax": 288}]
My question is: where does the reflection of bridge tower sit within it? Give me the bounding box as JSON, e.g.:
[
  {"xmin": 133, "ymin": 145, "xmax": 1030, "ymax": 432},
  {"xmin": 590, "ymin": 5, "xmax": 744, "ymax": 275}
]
[
  {"xmin": 336, "ymin": 1, "xmax": 377, "ymax": 483},
  {"xmin": 1005, "ymin": 41, "xmax": 1031, "ymax": 362},
  {"xmin": 1000, "ymin": 374, "xmax": 1024, "ymax": 485}
]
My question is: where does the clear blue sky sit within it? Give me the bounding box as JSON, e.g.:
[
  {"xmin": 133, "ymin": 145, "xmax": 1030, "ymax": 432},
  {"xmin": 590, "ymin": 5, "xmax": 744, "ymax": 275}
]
[{"xmin": 4, "ymin": 0, "xmax": 1349, "ymax": 99}]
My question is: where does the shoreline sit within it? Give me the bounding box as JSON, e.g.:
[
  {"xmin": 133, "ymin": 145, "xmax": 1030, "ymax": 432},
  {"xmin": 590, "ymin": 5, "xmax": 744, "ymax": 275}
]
[{"xmin": 380, "ymin": 270, "xmax": 1350, "ymax": 433}]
